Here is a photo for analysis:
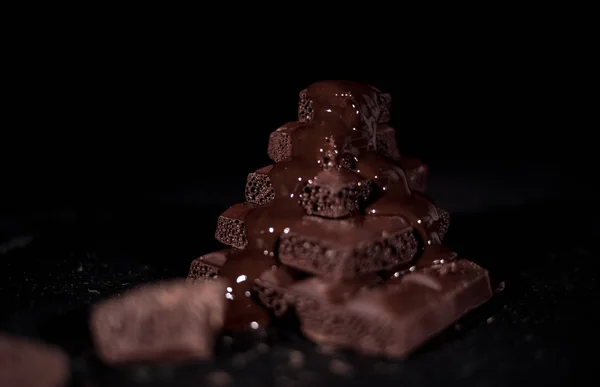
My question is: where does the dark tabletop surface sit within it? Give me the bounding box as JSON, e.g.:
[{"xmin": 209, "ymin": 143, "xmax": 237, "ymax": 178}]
[{"xmin": 0, "ymin": 160, "xmax": 597, "ymax": 387}]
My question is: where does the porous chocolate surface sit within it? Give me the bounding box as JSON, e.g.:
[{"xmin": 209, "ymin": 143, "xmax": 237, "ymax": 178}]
[{"xmin": 278, "ymin": 216, "xmax": 417, "ymax": 280}]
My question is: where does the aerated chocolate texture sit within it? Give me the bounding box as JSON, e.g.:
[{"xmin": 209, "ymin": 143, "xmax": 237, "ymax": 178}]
[{"xmin": 190, "ymin": 80, "xmax": 491, "ymax": 357}]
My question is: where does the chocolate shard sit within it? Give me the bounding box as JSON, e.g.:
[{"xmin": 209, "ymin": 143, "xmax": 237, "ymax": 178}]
[
  {"xmin": 187, "ymin": 248, "xmax": 239, "ymax": 282},
  {"xmin": 278, "ymin": 216, "xmax": 418, "ymax": 280},
  {"xmin": 400, "ymin": 155, "xmax": 428, "ymax": 193},
  {"xmin": 376, "ymin": 125, "xmax": 401, "ymax": 161},
  {"xmin": 267, "ymin": 122, "xmax": 303, "ymax": 162},
  {"xmin": 298, "ymin": 170, "xmax": 372, "ymax": 219},
  {"xmin": 215, "ymin": 203, "xmax": 255, "ymax": 249},
  {"xmin": 290, "ymin": 259, "xmax": 492, "ymax": 358},
  {"xmin": 437, "ymin": 208, "xmax": 450, "ymax": 240},
  {"xmin": 253, "ymin": 266, "xmax": 310, "ymax": 316},
  {"xmin": 0, "ymin": 334, "xmax": 70, "ymax": 387},
  {"xmin": 90, "ymin": 279, "xmax": 227, "ymax": 365},
  {"xmin": 245, "ymin": 165, "xmax": 275, "ymax": 205}
]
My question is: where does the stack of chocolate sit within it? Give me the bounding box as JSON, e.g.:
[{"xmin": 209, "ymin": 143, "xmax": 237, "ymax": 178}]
[{"xmin": 188, "ymin": 80, "xmax": 493, "ymax": 357}]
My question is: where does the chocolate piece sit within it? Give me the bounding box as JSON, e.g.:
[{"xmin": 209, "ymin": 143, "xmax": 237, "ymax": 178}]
[
  {"xmin": 90, "ymin": 279, "xmax": 226, "ymax": 364},
  {"xmin": 187, "ymin": 248, "xmax": 238, "ymax": 281},
  {"xmin": 437, "ymin": 208, "xmax": 450, "ymax": 240},
  {"xmin": 299, "ymin": 84, "xmax": 391, "ymax": 125},
  {"xmin": 0, "ymin": 334, "xmax": 70, "ymax": 387},
  {"xmin": 245, "ymin": 165, "xmax": 275, "ymax": 205},
  {"xmin": 290, "ymin": 259, "xmax": 492, "ymax": 357},
  {"xmin": 254, "ymin": 266, "xmax": 309, "ymax": 316},
  {"xmin": 279, "ymin": 216, "xmax": 418, "ymax": 280},
  {"xmin": 267, "ymin": 122, "xmax": 303, "ymax": 162},
  {"xmin": 298, "ymin": 90, "xmax": 313, "ymax": 123},
  {"xmin": 298, "ymin": 170, "xmax": 372, "ymax": 218},
  {"xmin": 215, "ymin": 203, "xmax": 255, "ymax": 249}
]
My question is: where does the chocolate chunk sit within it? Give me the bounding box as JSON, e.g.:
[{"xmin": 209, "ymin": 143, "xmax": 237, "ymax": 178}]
[
  {"xmin": 0, "ymin": 334, "xmax": 70, "ymax": 387},
  {"xmin": 298, "ymin": 90, "xmax": 313, "ymax": 123},
  {"xmin": 187, "ymin": 248, "xmax": 239, "ymax": 282},
  {"xmin": 254, "ymin": 266, "xmax": 310, "ymax": 316},
  {"xmin": 215, "ymin": 203, "xmax": 255, "ymax": 249},
  {"xmin": 376, "ymin": 125, "xmax": 400, "ymax": 161},
  {"xmin": 437, "ymin": 208, "xmax": 450, "ymax": 240},
  {"xmin": 245, "ymin": 165, "xmax": 275, "ymax": 205},
  {"xmin": 278, "ymin": 216, "xmax": 418, "ymax": 280},
  {"xmin": 290, "ymin": 259, "xmax": 492, "ymax": 358},
  {"xmin": 401, "ymin": 155, "xmax": 428, "ymax": 193},
  {"xmin": 298, "ymin": 84, "xmax": 391, "ymax": 125},
  {"xmin": 267, "ymin": 122, "xmax": 303, "ymax": 162},
  {"xmin": 298, "ymin": 170, "xmax": 372, "ymax": 218},
  {"xmin": 90, "ymin": 279, "xmax": 226, "ymax": 364}
]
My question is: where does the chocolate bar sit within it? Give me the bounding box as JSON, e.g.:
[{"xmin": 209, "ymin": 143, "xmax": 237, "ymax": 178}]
[
  {"xmin": 289, "ymin": 259, "xmax": 492, "ymax": 357},
  {"xmin": 215, "ymin": 203, "xmax": 255, "ymax": 249},
  {"xmin": 278, "ymin": 216, "xmax": 417, "ymax": 280},
  {"xmin": 0, "ymin": 334, "xmax": 70, "ymax": 387},
  {"xmin": 90, "ymin": 280, "xmax": 226, "ymax": 364}
]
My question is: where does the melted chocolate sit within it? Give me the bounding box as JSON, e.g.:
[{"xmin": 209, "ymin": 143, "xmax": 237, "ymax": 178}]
[{"xmin": 215, "ymin": 80, "xmax": 447, "ymax": 331}]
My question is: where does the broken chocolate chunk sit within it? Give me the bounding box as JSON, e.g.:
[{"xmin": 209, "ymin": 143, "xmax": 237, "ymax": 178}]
[
  {"xmin": 0, "ymin": 334, "xmax": 70, "ymax": 387},
  {"xmin": 278, "ymin": 216, "xmax": 417, "ymax": 280},
  {"xmin": 298, "ymin": 170, "xmax": 372, "ymax": 218},
  {"xmin": 90, "ymin": 279, "xmax": 226, "ymax": 364},
  {"xmin": 267, "ymin": 122, "xmax": 303, "ymax": 162},
  {"xmin": 290, "ymin": 259, "xmax": 492, "ymax": 358},
  {"xmin": 245, "ymin": 165, "xmax": 275, "ymax": 205},
  {"xmin": 187, "ymin": 248, "xmax": 238, "ymax": 281},
  {"xmin": 254, "ymin": 266, "xmax": 310, "ymax": 316},
  {"xmin": 437, "ymin": 208, "xmax": 450, "ymax": 240},
  {"xmin": 215, "ymin": 203, "xmax": 255, "ymax": 249}
]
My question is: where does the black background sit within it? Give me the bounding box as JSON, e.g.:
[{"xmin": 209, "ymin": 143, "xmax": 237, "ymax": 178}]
[{"xmin": 0, "ymin": 47, "xmax": 597, "ymax": 387}]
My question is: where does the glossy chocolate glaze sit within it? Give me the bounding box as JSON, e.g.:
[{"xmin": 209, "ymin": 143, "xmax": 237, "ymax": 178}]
[{"xmin": 215, "ymin": 80, "xmax": 446, "ymax": 331}]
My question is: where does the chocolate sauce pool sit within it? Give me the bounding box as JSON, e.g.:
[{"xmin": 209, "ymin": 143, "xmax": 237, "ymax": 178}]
[{"xmin": 217, "ymin": 81, "xmax": 445, "ymax": 331}]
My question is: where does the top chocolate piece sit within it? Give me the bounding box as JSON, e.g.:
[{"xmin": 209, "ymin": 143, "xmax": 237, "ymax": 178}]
[{"xmin": 299, "ymin": 81, "xmax": 391, "ymax": 126}]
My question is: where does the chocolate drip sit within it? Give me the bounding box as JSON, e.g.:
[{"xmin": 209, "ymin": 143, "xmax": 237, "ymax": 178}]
[{"xmin": 213, "ymin": 80, "xmax": 449, "ymax": 331}]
